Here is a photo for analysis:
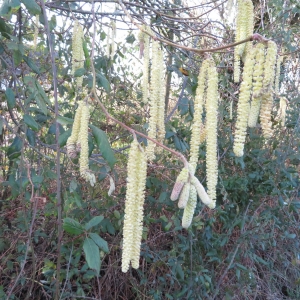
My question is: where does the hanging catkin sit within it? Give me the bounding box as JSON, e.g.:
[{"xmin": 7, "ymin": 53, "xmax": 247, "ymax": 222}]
[
  {"xmin": 248, "ymin": 44, "xmax": 266, "ymax": 128},
  {"xmin": 72, "ymin": 20, "xmax": 84, "ymax": 88},
  {"xmin": 233, "ymin": 47, "xmax": 256, "ymax": 156},
  {"xmin": 205, "ymin": 58, "xmax": 219, "ymax": 203},
  {"xmin": 259, "ymin": 41, "xmax": 277, "ymax": 139},
  {"xmin": 122, "ymin": 139, "xmax": 147, "ymax": 272},
  {"xmin": 146, "ymin": 41, "xmax": 160, "ymax": 160}
]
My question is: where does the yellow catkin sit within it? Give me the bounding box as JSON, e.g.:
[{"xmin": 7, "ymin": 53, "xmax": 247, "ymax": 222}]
[
  {"xmin": 146, "ymin": 41, "xmax": 160, "ymax": 160},
  {"xmin": 72, "ymin": 20, "xmax": 84, "ymax": 88},
  {"xmin": 33, "ymin": 15, "xmax": 39, "ymax": 49},
  {"xmin": 205, "ymin": 58, "xmax": 218, "ymax": 203},
  {"xmin": 170, "ymin": 167, "xmax": 189, "ymax": 201},
  {"xmin": 259, "ymin": 41, "xmax": 277, "ymax": 139},
  {"xmin": 182, "ymin": 184, "xmax": 197, "ymax": 229},
  {"xmin": 248, "ymin": 44, "xmax": 266, "ymax": 127},
  {"xmin": 260, "ymin": 92, "xmax": 273, "ymax": 138},
  {"xmin": 106, "ymin": 28, "xmax": 111, "ymax": 57},
  {"xmin": 66, "ymin": 101, "xmax": 84, "ymax": 158},
  {"xmin": 274, "ymin": 54, "xmax": 283, "ymax": 95},
  {"xmin": 122, "ymin": 139, "xmax": 147, "ymax": 272},
  {"xmin": 156, "ymin": 49, "xmax": 166, "ymax": 143},
  {"xmin": 234, "ymin": 0, "xmax": 254, "ymax": 82},
  {"xmin": 233, "ymin": 47, "xmax": 256, "ymax": 157},
  {"xmin": 278, "ymin": 97, "xmax": 287, "ymax": 127},
  {"xmin": 178, "ymin": 182, "xmax": 191, "ymax": 209},
  {"xmin": 77, "ymin": 103, "xmax": 95, "ymax": 186},
  {"xmin": 191, "ymin": 176, "xmax": 214, "ymax": 208},
  {"xmin": 142, "ymin": 32, "xmax": 150, "ymax": 104},
  {"xmin": 244, "ymin": 0, "xmax": 254, "ymax": 56},
  {"xmin": 189, "ymin": 60, "xmax": 209, "ymax": 170},
  {"xmin": 110, "ymin": 21, "xmax": 116, "ymax": 59}
]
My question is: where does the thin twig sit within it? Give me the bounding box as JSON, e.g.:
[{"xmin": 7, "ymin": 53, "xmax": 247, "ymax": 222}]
[
  {"xmin": 59, "ymin": 243, "xmax": 74, "ymax": 300},
  {"xmin": 118, "ymin": 0, "xmax": 269, "ymax": 55},
  {"xmin": 39, "ymin": 1, "xmax": 63, "ymax": 299}
]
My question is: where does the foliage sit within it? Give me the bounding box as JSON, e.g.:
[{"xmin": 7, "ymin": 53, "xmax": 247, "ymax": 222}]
[{"xmin": 0, "ymin": 0, "xmax": 299, "ymax": 299}]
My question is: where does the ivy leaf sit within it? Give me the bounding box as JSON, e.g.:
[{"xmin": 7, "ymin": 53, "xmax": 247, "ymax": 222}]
[
  {"xmin": 23, "ymin": 55, "xmax": 40, "ymax": 74},
  {"xmin": 74, "ymin": 68, "xmax": 86, "ymax": 77},
  {"xmin": 5, "ymin": 88, "xmax": 16, "ymax": 110},
  {"xmin": 90, "ymin": 124, "xmax": 116, "ymax": 168},
  {"xmin": 26, "ymin": 128, "xmax": 36, "ymax": 146},
  {"xmin": 21, "ymin": 0, "xmax": 41, "ymax": 15},
  {"xmin": 96, "ymin": 73, "xmax": 110, "ymax": 92},
  {"xmin": 35, "ymin": 80, "xmax": 51, "ymax": 105},
  {"xmin": 63, "ymin": 218, "xmax": 84, "ymax": 235},
  {"xmin": 0, "ymin": 18, "xmax": 11, "ymax": 38},
  {"xmin": 89, "ymin": 232, "xmax": 109, "ymax": 253},
  {"xmin": 7, "ymin": 136, "xmax": 22, "ymax": 160},
  {"xmin": 83, "ymin": 237, "xmax": 100, "ymax": 275},
  {"xmin": 23, "ymin": 114, "xmax": 40, "ymax": 131},
  {"xmin": 85, "ymin": 216, "xmax": 104, "ymax": 231}
]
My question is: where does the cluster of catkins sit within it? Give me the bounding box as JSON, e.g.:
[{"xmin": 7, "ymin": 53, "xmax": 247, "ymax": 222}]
[
  {"xmin": 67, "ymin": 20, "xmax": 95, "ymax": 186},
  {"xmin": 233, "ymin": 41, "xmax": 280, "ymax": 156},
  {"xmin": 72, "ymin": 20, "xmax": 84, "ymax": 88},
  {"xmin": 122, "ymin": 29, "xmax": 167, "ymax": 272},
  {"xmin": 233, "ymin": 0, "xmax": 284, "ymax": 156},
  {"xmin": 66, "ymin": 101, "xmax": 96, "ymax": 186},
  {"xmin": 170, "ymin": 58, "xmax": 218, "ymax": 228},
  {"xmin": 122, "ymin": 55, "xmax": 219, "ymax": 272}
]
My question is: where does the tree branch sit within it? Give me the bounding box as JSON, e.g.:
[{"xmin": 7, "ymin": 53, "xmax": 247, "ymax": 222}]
[{"xmin": 118, "ymin": 0, "xmax": 269, "ymax": 54}]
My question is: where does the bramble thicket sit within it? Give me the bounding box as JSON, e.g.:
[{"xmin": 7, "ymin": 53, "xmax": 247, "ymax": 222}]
[{"xmin": 0, "ymin": 0, "xmax": 299, "ymax": 299}]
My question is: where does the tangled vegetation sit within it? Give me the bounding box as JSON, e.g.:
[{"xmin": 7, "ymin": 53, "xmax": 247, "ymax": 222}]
[{"xmin": 0, "ymin": 0, "xmax": 299, "ymax": 299}]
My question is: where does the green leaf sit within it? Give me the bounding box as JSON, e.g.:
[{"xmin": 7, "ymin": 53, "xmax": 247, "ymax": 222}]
[
  {"xmin": 90, "ymin": 124, "xmax": 116, "ymax": 168},
  {"xmin": 0, "ymin": 0, "xmax": 10, "ymax": 17},
  {"xmin": 0, "ymin": 18, "xmax": 11, "ymax": 38},
  {"xmin": 96, "ymin": 73, "xmax": 110, "ymax": 92},
  {"xmin": 178, "ymin": 97, "xmax": 189, "ymax": 115},
  {"xmin": 13, "ymin": 49, "xmax": 22, "ymax": 66},
  {"xmin": 83, "ymin": 237, "xmax": 100, "ymax": 275},
  {"xmin": 35, "ymin": 80, "xmax": 51, "ymax": 105},
  {"xmin": 85, "ymin": 216, "xmax": 104, "ymax": 231},
  {"xmin": 7, "ymin": 136, "xmax": 22, "ymax": 160},
  {"xmin": 26, "ymin": 128, "xmax": 36, "ymax": 146},
  {"xmin": 10, "ymin": 0, "xmax": 21, "ymax": 13},
  {"xmin": 23, "ymin": 114, "xmax": 39, "ymax": 131},
  {"xmin": 35, "ymin": 94, "xmax": 48, "ymax": 115},
  {"xmin": 89, "ymin": 232, "xmax": 109, "ymax": 253},
  {"xmin": 21, "ymin": 0, "xmax": 41, "ymax": 15},
  {"xmin": 23, "ymin": 55, "xmax": 40, "ymax": 74},
  {"xmin": 126, "ymin": 33, "xmax": 135, "ymax": 44},
  {"xmin": 63, "ymin": 218, "xmax": 84, "ymax": 235},
  {"xmin": 58, "ymin": 128, "xmax": 71, "ymax": 147},
  {"xmin": 74, "ymin": 68, "xmax": 86, "ymax": 77},
  {"xmin": 0, "ymin": 117, "xmax": 3, "ymax": 134},
  {"xmin": 57, "ymin": 115, "xmax": 74, "ymax": 125},
  {"xmin": 82, "ymin": 39, "xmax": 90, "ymax": 69},
  {"xmin": 5, "ymin": 88, "xmax": 16, "ymax": 110}
]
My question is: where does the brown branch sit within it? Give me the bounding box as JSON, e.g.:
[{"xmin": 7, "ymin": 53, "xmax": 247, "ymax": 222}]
[
  {"xmin": 91, "ymin": 90, "xmax": 189, "ymax": 169},
  {"xmin": 118, "ymin": 0, "xmax": 269, "ymax": 54}
]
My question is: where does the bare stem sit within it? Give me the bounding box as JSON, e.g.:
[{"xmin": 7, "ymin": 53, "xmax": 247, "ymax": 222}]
[
  {"xmin": 118, "ymin": 0, "xmax": 269, "ymax": 54},
  {"xmin": 40, "ymin": 2, "xmax": 63, "ymax": 299}
]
